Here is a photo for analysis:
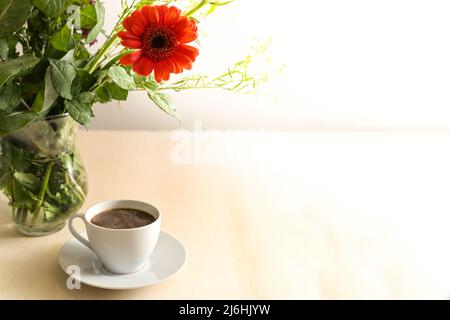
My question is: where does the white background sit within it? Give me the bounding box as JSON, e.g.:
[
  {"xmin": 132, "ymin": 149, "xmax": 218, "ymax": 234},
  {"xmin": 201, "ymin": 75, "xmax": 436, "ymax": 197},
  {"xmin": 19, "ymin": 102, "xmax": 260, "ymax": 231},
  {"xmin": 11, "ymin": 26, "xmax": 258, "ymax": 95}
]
[{"xmin": 90, "ymin": 0, "xmax": 450, "ymax": 130}]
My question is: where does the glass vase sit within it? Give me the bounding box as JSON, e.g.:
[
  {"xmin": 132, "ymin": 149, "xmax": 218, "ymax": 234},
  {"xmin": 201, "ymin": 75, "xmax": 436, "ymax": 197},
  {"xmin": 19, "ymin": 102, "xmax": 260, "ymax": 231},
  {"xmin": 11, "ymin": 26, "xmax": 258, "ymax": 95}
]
[{"xmin": 0, "ymin": 115, "xmax": 88, "ymax": 236}]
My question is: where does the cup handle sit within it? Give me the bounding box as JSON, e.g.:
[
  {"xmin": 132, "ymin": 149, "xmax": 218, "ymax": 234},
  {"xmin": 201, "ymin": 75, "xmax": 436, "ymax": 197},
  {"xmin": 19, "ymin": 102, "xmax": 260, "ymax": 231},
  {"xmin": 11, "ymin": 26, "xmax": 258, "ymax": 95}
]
[{"xmin": 68, "ymin": 213, "xmax": 92, "ymax": 250}]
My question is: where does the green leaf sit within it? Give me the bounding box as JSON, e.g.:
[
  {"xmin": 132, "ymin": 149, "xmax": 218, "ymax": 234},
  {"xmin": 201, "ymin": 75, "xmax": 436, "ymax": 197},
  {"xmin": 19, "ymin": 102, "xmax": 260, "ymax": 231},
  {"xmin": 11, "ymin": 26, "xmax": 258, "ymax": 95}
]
[
  {"xmin": 0, "ymin": 0, "xmax": 33, "ymax": 36},
  {"xmin": 77, "ymin": 91, "xmax": 96, "ymax": 104},
  {"xmin": 61, "ymin": 49, "xmax": 75, "ymax": 63},
  {"xmin": 146, "ymin": 89, "xmax": 180, "ymax": 122},
  {"xmin": 86, "ymin": 0, "xmax": 105, "ymax": 44},
  {"xmin": 94, "ymin": 86, "xmax": 110, "ymax": 103},
  {"xmin": 42, "ymin": 67, "xmax": 59, "ymax": 113},
  {"xmin": 0, "ymin": 82, "xmax": 21, "ymax": 112},
  {"xmin": 106, "ymin": 83, "xmax": 128, "ymax": 101},
  {"xmin": 66, "ymin": 5, "xmax": 80, "ymax": 29},
  {"xmin": 64, "ymin": 92, "xmax": 96, "ymax": 126},
  {"xmin": 49, "ymin": 59, "xmax": 76, "ymax": 99},
  {"xmin": 10, "ymin": 182, "xmax": 37, "ymax": 210},
  {"xmin": 51, "ymin": 25, "xmax": 72, "ymax": 52},
  {"xmin": 20, "ymin": 82, "xmax": 42, "ymax": 95},
  {"xmin": 94, "ymin": 70, "xmax": 108, "ymax": 86},
  {"xmin": 135, "ymin": 73, "xmax": 159, "ymax": 90},
  {"xmin": 43, "ymin": 201, "xmax": 60, "ymax": 221},
  {"xmin": 0, "ymin": 38, "xmax": 8, "ymax": 60},
  {"xmin": 95, "ymin": 82, "xmax": 128, "ymax": 103},
  {"xmin": 0, "ymin": 55, "xmax": 40, "ymax": 87},
  {"xmin": 74, "ymin": 46, "xmax": 91, "ymax": 64},
  {"xmin": 80, "ymin": 4, "xmax": 97, "ymax": 29},
  {"xmin": 11, "ymin": 175, "xmax": 40, "ymax": 209},
  {"xmin": 108, "ymin": 66, "xmax": 136, "ymax": 90},
  {"xmin": 33, "ymin": 0, "xmax": 66, "ymax": 18},
  {"xmin": 0, "ymin": 173, "xmax": 7, "ymax": 191},
  {"xmin": 0, "ymin": 111, "xmax": 37, "ymax": 137},
  {"xmin": 13, "ymin": 172, "xmax": 40, "ymax": 193},
  {"xmin": 76, "ymin": 69, "xmax": 95, "ymax": 92},
  {"xmin": 0, "ymin": 139, "xmax": 32, "ymax": 171},
  {"xmin": 31, "ymin": 89, "xmax": 44, "ymax": 111},
  {"xmin": 71, "ymin": 77, "xmax": 82, "ymax": 98}
]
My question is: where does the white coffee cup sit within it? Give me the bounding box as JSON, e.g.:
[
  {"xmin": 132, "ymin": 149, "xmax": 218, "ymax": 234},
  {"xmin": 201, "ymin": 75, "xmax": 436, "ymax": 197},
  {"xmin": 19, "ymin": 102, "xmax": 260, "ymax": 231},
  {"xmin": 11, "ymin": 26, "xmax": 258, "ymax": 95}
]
[{"xmin": 68, "ymin": 200, "xmax": 161, "ymax": 274}]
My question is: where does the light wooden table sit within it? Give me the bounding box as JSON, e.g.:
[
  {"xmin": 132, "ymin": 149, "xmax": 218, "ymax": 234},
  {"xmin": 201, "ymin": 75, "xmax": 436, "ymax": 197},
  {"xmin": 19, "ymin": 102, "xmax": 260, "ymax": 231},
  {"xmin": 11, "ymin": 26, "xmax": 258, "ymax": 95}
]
[{"xmin": 1, "ymin": 130, "xmax": 450, "ymax": 299}]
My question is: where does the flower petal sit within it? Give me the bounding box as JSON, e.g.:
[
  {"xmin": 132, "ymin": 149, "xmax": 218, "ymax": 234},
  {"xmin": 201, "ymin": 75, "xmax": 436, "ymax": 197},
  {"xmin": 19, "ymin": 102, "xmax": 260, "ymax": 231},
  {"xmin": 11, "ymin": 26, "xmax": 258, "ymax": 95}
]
[
  {"xmin": 172, "ymin": 17, "xmax": 189, "ymax": 34},
  {"xmin": 130, "ymin": 24, "xmax": 145, "ymax": 37},
  {"xmin": 123, "ymin": 16, "xmax": 146, "ymax": 37},
  {"xmin": 168, "ymin": 57, "xmax": 183, "ymax": 73},
  {"xmin": 189, "ymin": 19, "xmax": 198, "ymax": 32},
  {"xmin": 164, "ymin": 6, "xmax": 181, "ymax": 25},
  {"xmin": 161, "ymin": 58, "xmax": 176, "ymax": 74},
  {"xmin": 122, "ymin": 17, "xmax": 133, "ymax": 32},
  {"xmin": 157, "ymin": 5, "xmax": 169, "ymax": 23},
  {"xmin": 172, "ymin": 52, "xmax": 193, "ymax": 70},
  {"xmin": 177, "ymin": 44, "xmax": 199, "ymax": 60},
  {"xmin": 153, "ymin": 69, "xmax": 163, "ymax": 83},
  {"xmin": 120, "ymin": 50, "xmax": 142, "ymax": 65},
  {"xmin": 153, "ymin": 60, "xmax": 172, "ymax": 82},
  {"xmin": 121, "ymin": 39, "xmax": 143, "ymax": 49},
  {"xmin": 117, "ymin": 31, "xmax": 141, "ymax": 41},
  {"xmin": 132, "ymin": 57, "xmax": 154, "ymax": 76},
  {"xmin": 131, "ymin": 10, "xmax": 148, "ymax": 28},
  {"xmin": 177, "ymin": 31, "xmax": 197, "ymax": 43},
  {"xmin": 160, "ymin": 60, "xmax": 173, "ymax": 81},
  {"xmin": 142, "ymin": 5, "xmax": 160, "ymax": 24}
]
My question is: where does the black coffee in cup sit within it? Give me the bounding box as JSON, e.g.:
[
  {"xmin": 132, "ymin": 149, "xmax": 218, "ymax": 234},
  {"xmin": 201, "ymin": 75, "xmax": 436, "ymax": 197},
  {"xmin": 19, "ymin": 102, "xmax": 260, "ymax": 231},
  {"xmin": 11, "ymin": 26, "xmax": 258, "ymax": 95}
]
[{"xmin": 91, "ymin": 208, "xmax": 155, "ymax": 229}]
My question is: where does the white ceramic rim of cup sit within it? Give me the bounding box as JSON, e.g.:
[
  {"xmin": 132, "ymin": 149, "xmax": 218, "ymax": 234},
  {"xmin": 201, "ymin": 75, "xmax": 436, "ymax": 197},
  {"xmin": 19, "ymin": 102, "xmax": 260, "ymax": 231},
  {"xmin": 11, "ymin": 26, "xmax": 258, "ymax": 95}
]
[{"xmin": 83, "ymin": 200, "xmax": 161, "ymax": 232}]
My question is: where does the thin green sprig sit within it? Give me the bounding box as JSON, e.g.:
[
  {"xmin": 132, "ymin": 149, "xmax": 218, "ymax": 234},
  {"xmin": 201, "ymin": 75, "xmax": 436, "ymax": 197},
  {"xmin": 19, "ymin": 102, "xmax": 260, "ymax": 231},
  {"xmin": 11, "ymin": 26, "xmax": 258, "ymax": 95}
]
[
  {"xmin": 159, "ymin": 41, "xmax": 273, "ymax": 93},
  {"xmin": 85, "ymin": 0, "xmax": 140, "ymax": 74}
]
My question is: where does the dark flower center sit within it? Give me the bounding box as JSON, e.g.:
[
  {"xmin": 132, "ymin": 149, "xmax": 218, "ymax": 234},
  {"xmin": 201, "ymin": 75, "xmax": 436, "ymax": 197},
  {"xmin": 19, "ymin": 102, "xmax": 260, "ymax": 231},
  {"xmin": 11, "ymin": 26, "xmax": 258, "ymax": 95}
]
[
  {"xmin": 142, "ymin": 26, "xmax": 177, "ymax": 61},
  {"xmin": 151, "ymin": 34, "xmax": 168, "ymax": 49}
]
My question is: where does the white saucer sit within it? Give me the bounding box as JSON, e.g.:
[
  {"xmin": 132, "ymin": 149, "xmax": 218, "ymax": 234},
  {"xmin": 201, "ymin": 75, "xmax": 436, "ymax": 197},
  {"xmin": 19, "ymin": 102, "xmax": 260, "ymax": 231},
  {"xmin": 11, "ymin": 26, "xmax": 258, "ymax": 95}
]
[{"xmin": 58, "ymin": 231, "xmax": 187, "ymax": 290}]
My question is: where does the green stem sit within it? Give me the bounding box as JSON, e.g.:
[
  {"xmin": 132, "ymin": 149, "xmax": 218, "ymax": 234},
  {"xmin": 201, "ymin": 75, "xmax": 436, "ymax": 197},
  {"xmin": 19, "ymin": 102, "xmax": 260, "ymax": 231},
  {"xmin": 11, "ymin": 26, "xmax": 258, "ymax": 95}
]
[
  {"xmin": 65, "ymin": 169, "xmax": 86, "ymax": 203},
  {"xmin": 159, "ymin": 85, "xmax": 214, "ymax": 91},
  {"xmin": 15, "ymin": 209, "xmax": 21, "ymax": 224},
  {"xmin": 9, "ymin": 167, "xmax": 19, "ymax": 222},
  {"xmin": 21, "ymin": 98, "xmax": 31, "ymax": 110},
  {"xmin": 11, "ymin": 206, "xmax": 16, "ymax": 222},
  {"xmin": 89, "ymin": 49, "xmax": 134, "ymax": 91},
  {"xmin": 185, "ymin": 0, "xmax": 209, "ymax": 16},
  {"xmin": 20, "ymin": 208, "xmax": 27, "ymax": 224},
  {"xmin": 103, "ymin": 49, "xmax": 134, "ymax": 69},
  {"xmin": 85, "ymin": 34, "xmax": 119, "ymax": 74},
  {"xmin": 31, "ymin": 163, "xmax": 54, "ymax": 224},
  {"xmin": 85, "ymin": 0, "xmax": 139, "ymax": 74}
]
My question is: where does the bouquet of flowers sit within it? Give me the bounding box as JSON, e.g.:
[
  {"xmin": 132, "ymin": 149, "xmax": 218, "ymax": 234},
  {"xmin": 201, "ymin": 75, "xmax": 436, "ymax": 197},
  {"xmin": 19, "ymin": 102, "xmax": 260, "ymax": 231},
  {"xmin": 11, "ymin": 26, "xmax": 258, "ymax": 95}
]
[{"xmin": 0, "ymin": 0, "xmax": 266, "ymax": 236}]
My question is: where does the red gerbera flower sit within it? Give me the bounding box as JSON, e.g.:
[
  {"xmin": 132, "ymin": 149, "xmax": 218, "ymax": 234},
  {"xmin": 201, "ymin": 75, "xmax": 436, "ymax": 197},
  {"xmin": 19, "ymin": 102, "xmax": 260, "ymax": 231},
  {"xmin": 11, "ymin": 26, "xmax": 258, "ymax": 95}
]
[{"xmin": 118, "ymin": 5, "xmax": 199, "ymax": 82}]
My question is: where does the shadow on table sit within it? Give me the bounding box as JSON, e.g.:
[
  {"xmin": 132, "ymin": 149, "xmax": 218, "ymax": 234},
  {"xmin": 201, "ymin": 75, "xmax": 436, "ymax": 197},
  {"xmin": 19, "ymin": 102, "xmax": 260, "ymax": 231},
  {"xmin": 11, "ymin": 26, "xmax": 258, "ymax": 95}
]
[
  {"xmin": 52, "ymin": 255, "xmax": 163, "ymax": 299},
  {"xmin": 0, "ymin": 210, "xmax": 23, "ymax": 238}
]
